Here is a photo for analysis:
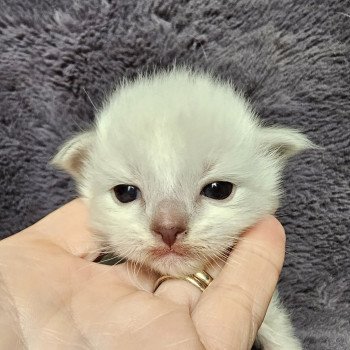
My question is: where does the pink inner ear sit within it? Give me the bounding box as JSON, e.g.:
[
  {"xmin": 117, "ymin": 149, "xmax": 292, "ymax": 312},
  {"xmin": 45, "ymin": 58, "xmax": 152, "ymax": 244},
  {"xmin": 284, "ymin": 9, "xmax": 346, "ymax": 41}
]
[
  {"xmin": 68, "ymin": 148, "xmax": 88, "ymax": 177},
  {"xmin": 53, "ymin": 130, "xmax": 95, "ymax": 181}
]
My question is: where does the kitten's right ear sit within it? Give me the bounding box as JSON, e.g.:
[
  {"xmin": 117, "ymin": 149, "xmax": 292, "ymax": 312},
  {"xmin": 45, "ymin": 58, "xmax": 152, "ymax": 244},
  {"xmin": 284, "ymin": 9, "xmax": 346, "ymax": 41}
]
[{"xmin": 51, "ymin": 131, "xmax": 94, "ymax": 181}]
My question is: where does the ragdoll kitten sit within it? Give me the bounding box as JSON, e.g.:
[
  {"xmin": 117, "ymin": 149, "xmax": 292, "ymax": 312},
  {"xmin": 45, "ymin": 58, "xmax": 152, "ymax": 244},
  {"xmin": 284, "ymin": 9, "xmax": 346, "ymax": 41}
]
[{"xmin": 53, "ymin": 68, "xmax": 312, "ymax": 349}]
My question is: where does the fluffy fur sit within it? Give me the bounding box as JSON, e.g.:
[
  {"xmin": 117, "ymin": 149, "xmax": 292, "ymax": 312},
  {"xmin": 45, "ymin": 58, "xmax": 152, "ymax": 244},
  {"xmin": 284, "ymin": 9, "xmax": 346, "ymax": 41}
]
[
  {"xmin": 53, "ymin": 68, "xmax": 313, "ymax": 349},
  {"xmin": 1, "ymin": 1, "xmax": 348, "ymax": 348}
]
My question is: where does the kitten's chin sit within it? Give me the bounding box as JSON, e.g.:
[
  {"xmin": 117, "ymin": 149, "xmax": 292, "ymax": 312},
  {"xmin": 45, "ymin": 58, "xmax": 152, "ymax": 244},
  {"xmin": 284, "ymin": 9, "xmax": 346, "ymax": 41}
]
[{"xmin": 146, "ymin": 253, "xmax": 206, "ymax": 277}]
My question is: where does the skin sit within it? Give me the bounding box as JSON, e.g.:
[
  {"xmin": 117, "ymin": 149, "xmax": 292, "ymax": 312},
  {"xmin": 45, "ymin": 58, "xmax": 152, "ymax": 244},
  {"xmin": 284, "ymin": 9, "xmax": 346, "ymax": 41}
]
[{"xmin": 0, "ymin": 199, "xmax": 285, "ymax": 350}]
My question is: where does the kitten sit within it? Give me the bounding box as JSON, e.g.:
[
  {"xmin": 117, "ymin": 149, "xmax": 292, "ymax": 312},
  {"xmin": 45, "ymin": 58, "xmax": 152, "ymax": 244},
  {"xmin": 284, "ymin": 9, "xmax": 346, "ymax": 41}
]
[{"xmin": 53, "ymin": 68, "xmax": 312, "ymax": 349}]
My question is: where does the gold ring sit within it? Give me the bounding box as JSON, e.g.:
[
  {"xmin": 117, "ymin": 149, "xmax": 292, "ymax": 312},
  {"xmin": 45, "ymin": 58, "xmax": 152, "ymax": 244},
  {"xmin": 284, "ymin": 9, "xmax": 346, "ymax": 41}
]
[
  {"xmin": 193, "ymin": 271, "xmax": 213, "ymax": 286},
  {"xmin": 154, "ymin": 271, "xmax": 213, "ymax": 292},
  {"xmin": 153, "ymin": 275, "xmax": 174, "ymax": 291},
  {"xmin": 184, "ymin": 275, "xmax": 207, "ymax": 292}
]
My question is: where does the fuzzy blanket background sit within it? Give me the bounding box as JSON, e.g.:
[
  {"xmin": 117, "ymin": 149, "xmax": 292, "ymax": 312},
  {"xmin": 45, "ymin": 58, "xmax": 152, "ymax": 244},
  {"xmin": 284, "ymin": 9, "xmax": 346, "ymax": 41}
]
[{"xmin": 0, "ymin": 0, "xmax": 349, "ymax": 348}]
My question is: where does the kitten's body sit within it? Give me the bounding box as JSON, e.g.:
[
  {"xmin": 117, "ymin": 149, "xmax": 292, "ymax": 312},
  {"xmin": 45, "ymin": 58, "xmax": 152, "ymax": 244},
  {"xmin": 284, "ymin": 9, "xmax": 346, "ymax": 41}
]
[{"xmin": 54, "ymin": 68, "xmax": 312, "ymax": 349}]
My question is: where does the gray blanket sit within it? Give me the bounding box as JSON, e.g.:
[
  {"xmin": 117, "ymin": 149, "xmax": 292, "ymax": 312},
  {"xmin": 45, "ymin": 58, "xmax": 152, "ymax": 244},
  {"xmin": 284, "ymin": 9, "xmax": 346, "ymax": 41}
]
[{"xmin": 0, "ymin": 0, "xmax": 349, "ymax": 348}]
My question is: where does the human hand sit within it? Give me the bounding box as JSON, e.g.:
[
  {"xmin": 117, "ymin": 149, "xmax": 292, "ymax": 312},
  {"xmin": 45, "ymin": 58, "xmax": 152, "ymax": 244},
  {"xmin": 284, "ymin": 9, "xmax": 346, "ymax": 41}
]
[{"xmin": 0, "ymin": 199, "xmax": 285, "ymax": 349}]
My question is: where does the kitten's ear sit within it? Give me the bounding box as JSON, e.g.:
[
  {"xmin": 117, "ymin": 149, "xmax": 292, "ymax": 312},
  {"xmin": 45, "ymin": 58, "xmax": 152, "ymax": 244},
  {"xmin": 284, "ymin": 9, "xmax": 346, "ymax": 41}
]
[
  {"xmin": 259, "ymin": 127, "xmax": 315, "ymax": 160},
  {"xmin": 51, "ymin": 131, "xmax": 94, "ymax": 180}
]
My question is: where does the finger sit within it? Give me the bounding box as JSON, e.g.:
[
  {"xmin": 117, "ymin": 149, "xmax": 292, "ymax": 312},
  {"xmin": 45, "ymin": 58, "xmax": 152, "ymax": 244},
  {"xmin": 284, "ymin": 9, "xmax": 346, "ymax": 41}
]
[
  {"xmin": 193, "ymin": 216, "xmax": 286, "ymax": 349},
  {"xmin": 215, "ymin": 215, "xmax": 285, "ymax": 309},
  {"xmin": 153, "ymin": 259, "xmax": 226, "ymax": 310},
  {"xmin": 154, "ymin": 276, "xmax": 203, "ymax": 310},
  {"xmin": 17, "ymin": 199, "xmax": 100, "ymax": 260},
  {"xmin": 112, "ymin": 261, "xmax": 160, "ymax": 293}
]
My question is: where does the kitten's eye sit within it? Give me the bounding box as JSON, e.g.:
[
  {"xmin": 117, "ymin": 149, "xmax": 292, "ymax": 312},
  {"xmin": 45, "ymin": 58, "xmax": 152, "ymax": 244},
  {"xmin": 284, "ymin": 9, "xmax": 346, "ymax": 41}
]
[
  {"xmin": 201, "ymin": 181, "xmax": 234, "ymax": 200},
  {"xmin": 113, "ymin": 185, "xmax": 140, "ymax": 203}
]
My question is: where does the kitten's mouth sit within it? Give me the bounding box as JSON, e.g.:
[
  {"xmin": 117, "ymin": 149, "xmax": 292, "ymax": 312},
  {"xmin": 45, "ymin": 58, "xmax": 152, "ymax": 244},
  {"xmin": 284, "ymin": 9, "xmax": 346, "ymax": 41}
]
[
  {"xmin": 149, "ymin": 245, "xmax": 190, "ymax": 259},
  {"xmin": 147, "ymin": 245, "xmax": 205, "ymax": 276}
]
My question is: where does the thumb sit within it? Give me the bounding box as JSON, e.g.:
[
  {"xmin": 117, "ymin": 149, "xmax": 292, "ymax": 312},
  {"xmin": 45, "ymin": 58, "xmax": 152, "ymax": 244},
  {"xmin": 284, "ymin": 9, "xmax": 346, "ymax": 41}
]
[
  {"xmin": 16, "ymin": 199, "xmax": 100, "ymax": 260},
  {"xmin": 193, "ymin": 216, "xmax": 286, "ymax": 350}
]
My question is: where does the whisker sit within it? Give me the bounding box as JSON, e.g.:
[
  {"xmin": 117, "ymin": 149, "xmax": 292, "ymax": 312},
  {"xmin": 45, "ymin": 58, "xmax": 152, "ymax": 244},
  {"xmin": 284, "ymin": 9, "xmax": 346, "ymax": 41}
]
[{"xmin": 82, "ymin": 87, "xmax": 98, "ymax": 112}]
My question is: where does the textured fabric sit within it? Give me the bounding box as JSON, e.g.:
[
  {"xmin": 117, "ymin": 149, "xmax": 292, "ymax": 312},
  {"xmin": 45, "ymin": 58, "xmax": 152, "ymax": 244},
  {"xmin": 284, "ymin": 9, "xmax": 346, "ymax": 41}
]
[{"xmin": 0, "ymin": 0, "xmax": 349, "ymax": 348}]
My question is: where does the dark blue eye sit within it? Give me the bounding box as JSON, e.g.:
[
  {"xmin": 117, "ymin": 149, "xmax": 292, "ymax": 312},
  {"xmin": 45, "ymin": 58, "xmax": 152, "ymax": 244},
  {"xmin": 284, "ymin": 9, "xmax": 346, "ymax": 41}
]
[
  {"xmin": 113, "ymin": 185, "xmax": 140, "ymax": 203},
  {"xmin": 201, "ymin": 181, "xmax": 233, "ymax": 200}
]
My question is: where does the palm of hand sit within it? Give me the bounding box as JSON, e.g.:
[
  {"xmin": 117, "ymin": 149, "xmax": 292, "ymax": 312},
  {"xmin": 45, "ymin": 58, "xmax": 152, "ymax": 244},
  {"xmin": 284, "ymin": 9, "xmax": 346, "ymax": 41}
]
[{"xmin": 0, "ymin": 200, "xmax": 284, "ymax": 350}]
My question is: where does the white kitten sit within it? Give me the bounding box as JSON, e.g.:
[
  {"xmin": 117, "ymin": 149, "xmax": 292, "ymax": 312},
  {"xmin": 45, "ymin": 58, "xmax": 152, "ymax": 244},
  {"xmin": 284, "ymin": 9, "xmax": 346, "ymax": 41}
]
[{"xmin": 53, "ymin": 68, "xmax": 312, "ymax": 349}]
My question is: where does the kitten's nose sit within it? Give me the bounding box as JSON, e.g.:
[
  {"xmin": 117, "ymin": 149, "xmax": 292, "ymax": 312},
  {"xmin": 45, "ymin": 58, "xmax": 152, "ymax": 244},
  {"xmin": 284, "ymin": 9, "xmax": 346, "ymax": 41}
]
[
  {"xmin": 153, "ymin": 225, "xmax": 186, "ymax": 247},
  {"xmin": 152, "ymin": 199, "xmax": 188, "ymax": 247}
]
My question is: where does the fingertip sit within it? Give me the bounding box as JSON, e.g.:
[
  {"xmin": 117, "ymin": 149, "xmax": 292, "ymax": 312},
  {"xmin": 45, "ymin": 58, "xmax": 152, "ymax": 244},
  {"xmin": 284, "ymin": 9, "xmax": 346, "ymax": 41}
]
[
  {"xmin": 243, "ymin": 215, "xmax": 286, "ymax": 253},
  {"xmin": 264, "ymin": 215, "xmax": 286, "ymax": 242}
]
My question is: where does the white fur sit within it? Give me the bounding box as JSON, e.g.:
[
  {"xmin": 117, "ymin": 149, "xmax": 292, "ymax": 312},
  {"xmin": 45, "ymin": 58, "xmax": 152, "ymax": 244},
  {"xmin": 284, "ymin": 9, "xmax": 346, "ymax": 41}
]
[{"xmin": 53, "ymin": 68, "xmax": 311, "ymax": 349}]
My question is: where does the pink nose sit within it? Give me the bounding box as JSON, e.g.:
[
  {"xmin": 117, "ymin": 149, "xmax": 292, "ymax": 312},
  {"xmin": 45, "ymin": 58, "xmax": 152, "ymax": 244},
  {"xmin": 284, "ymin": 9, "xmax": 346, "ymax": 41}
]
[{"xmin": 153, "ymin": 226, "xmax": 186, "ymax": 247}]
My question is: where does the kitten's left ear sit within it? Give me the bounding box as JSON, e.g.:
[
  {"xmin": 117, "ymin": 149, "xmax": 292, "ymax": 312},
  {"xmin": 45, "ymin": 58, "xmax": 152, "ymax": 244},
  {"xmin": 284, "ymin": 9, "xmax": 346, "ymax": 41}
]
[
  {"xmin": 51, "ymin": 131, "xmax": 95, "ymax": 181},
  {"xmin": 259, "ymin": 127, "xmax": 316, "ymax": 160}
]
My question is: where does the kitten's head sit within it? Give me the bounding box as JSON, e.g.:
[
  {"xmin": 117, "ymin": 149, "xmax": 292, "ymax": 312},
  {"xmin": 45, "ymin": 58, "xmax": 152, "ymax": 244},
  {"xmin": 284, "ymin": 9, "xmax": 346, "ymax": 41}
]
[{"xmin": 53, "ymin": 69, "xmax": 313, "ymax": 276}]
